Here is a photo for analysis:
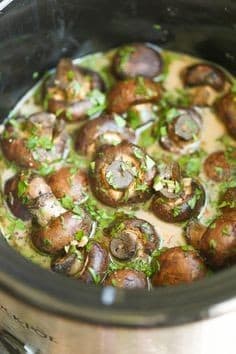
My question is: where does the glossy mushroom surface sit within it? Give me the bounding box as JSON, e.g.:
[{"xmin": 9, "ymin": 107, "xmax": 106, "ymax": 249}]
[
  {"xmin": 106, "ymin": 216, "xmax": 160, "ymax": 261},
  {"xmin": 159, "ymin": 109, "xmax": 202, "ymax": 154},
  {"xmin": 216, "ymin": 93, "xmax": 236, "ymax": 139},
  {"xmin": 182, "ymin": 63, "xmax": 226, "ymax": 91},
  {"xmin": 31, "ymin": 210, "xmax": 93, "ymax": 255},
  {"xmin": 220, "ymin": 188, "xmax": 236, "ymax": 212},
  {"xmin": 107, "ymin": 78, "xmax": 162, "ymax": 114},
  {"xmin": 74, "ymin": 114, "xmax": 135, "ymax": 158},
  {"xmin": 152, "ymin": 247, "xmax": 206, "ymax": 286},
  {"xmin": 4, "ymin": 174, "xmax": 32, "ymax": 221},
  {"xmin": 79, "ymin": 242, "xmax": 108, "ymax": 284},
  {"xmin": 203, "ymin": 150, "xmax": 235, "ymax": 182},
  {"xmin": 0, "ymin": 112, "xmax": 69, "ymax": 168},
  {"xmin": 199, "ymin": 212, "xmax": 236, "ymax": 268},
  {"xmin": 112, "ymin": 43, "xmax": 163, "ymax": 80},
  {"xmin": 47, "ymin": 166, "xmax": 88, "ymax": 203},
  {"xmin": 43, "ymin": 58, "xmax": 105, "ymax": 121},
  {"xmin": 151, "ymin": 178, "xmax": 205, "ymax": 223},
  {"xmin": 51, "ymin": 252, "xmax": 85, "ymax": 276},
  {"xmin": 89, "ymin": 142, "xmax": 157, "ymax": 206},
  {"xmin": 105, "ymin": 269, "xmax": 147, "ymax": 289}
]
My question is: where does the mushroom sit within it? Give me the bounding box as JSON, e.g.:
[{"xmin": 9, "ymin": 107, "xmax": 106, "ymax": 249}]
[
  {"xmin": 0, "ymin": 112, "xmax": 70, "ymax": 168},
  {"xmin": 13, "ymin": 173, "xmax": 66, "ymax": 227},
  {"xmin": 51, "ymin": 251, "xmax": 85, "ymax": 276},
  {"xmin": 106, "ymin": 217, "xmax": 160, "ymax": 261},
  {"xmin": 185, "ymin": 219, "xmax": 207, "ymax": 249},
  {"xmin": 105, "ymin": 269, "xmax": 147, "ymax": 289},
  {"xmin": 31, "ymin": 210, "xmax": 93, "ymax": 255},
  {"xmin": 216, "ymin": 93, "xmax": 236, "ymax": 139},
  {"xmin": 159, "ymin": 108, "xmax": 202, "ymax": 154},
  {"xmin": 43, "ymin": 58, "xmax": 105, "ymax": 121},
  {"xmin": 199, "ymin": 211, "xmax": 236, "ymax": 268},
  {"xmin": 107, "ymin": 78, "xmax": 162, "ymax": 114},
  {"xmin": 4, "ymin": 174, "xmax": 32, "ymax": 221},
  {"xmin": 74, "ymin": 114, "xmax": 135, "ymax": 158},
  {"xmin": 89, "ymin": 142, "xmax": 157, "ymax": 207},
  {"xmin": 112, "ymin": 43, "xmax": 163, "ymax": 80},
  {"xmin": 152, "ymin": 176, "xmax": 205, "ymax": 223},
  {"xmin": 126, "ymin": 103, "xmax": 158, "ymax": 129},
  {"xmin": 203, "ymin": 150, "xmax": 235, "ymax": 182},
  {"xmin": 182, "ymin": 63, "xmax": 226, "ymax": 91},
  {"xmin": 219, "ymin": 188, "xmax": 236, "ymax": 212},
  {"xmin": 79, "ymin": 242, "xmax": 108, "ymax": 284},
  {"xmin": 152, "ymin": 247, "xmax": 206, "ymax": 286},
  {"xmin": 47, "ymin": 166, "xmax": 88, "ymax": 203}
]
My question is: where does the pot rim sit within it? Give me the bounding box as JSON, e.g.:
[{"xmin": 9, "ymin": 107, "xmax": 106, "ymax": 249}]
[{"xmin": 0, "ymin": 238, "xmax": 236, "ymax": 328}]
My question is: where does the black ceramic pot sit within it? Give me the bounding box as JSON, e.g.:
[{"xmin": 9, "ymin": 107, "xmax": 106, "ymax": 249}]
[{"xmin": 0, "ymin": 1, "xmax": 235, "ymax": 353}]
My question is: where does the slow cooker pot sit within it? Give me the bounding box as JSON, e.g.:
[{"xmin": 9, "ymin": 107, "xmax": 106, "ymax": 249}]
[{"xmin": 0, "ymin": 1, "xmax": 236, "ymax": 353}]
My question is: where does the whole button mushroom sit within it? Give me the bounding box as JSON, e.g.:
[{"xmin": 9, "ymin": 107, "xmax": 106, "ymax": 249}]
[
  {"xmin": 79, "ymin": 242, "xmax": 108, "ymax": 284},
  {"xmin": 44, "ymin": 58, "xmax": 105, "ymax": 121},
  {"xmin": 105, "ymin": 269, "xmax": 147, "ymax": 289},
  {"xmin": 107, "ymin": 78, "xmax": 162, "ymax": 114},
  {"xmin": 152, "ymin": 247, "xmax": 206, "ymax": 286},
  {"xmin": 112, "ymin": 43, "xmax": 163, "ymax": 80},
  {"xmin": 106, "ymin": 217, "xmax": 160, "ymax": 261},
  {"xmin": 74, "ymin": 114, "xmax": 135, "ymax": 158},
  {"xmin": 31, "ymin": 210, "xmax": 93, "ymax": 255},
  {"xmin": 152, "ymin": 177, "xmax": 206, "ymax": 223},
  {"xmin": 199, "ymin": 211, "xmax": 236, "ymax": 269},
  {"xmin": 47, "ymin": 166, "xmax": 88, "ymax": 203},
  {"xmin": 182, "ymin": 63, "xmax": 226, "ymax": 91},
  {"xmin": 51, "ymin": 252, "xmax": 85, "ymax": 277},
  {"xmin": 203, "ymin": 150, "xmax": 236, "ymax": 182},
  {"xmin": 0, "ymin": 112, "xmax": 70, "ymax": 169},
  {"xmin": 216, "ymin": 93, "xmax": 236, "ymax": 139},
  {"xmin": 89, "ymin": 142, "xmax": 157, "ymax": 207},
  {"xmin": 4, "ymin": 174, "xmax": 32, "ymax": 221},
  {"xmin": 160, "ymin": 109, "xmax": 202, "ymax": 154}
]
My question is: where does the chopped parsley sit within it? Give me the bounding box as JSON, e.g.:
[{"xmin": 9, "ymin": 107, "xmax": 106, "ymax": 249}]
[
  {"xmin": 114, "ymin": 114, "xmax": 126, "ymax": 128},
  {"xmin": 87, "ymin": 89, "xmax": 107, "ymax": 117}
]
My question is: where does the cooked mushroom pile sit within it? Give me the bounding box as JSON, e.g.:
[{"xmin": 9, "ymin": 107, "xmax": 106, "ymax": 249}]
[{"xmin": 0, "ymin": 43, "xmax": 236, "ymax": 289}]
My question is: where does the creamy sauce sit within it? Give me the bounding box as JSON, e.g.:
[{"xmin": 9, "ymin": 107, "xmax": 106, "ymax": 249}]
[{"xmin": 0, "ymin": 47, "xmax": 235, "ymax": 274}]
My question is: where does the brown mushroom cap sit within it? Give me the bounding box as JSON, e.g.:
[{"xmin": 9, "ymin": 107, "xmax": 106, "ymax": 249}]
[
  {"xmin": 47, "ymin": 166, "xmax": 88, "ymax": 202},
  {"xmin": 203, "ymin": 151, "xmax": 234, "ymax": 182},
  {"xmin": 105, "ymin": 269, "xmax": 147, "ymax": 289},
  {"xmin": 152, "ymin": 247, "xmax": 206, "ymax": 286},
  {"xmin": 199, "ymin": 211, "xmax": 236, "ymax": 268},
  {"xmin": 74, "ymin": 114, "xmax": 136, "ymax": 158},
  {"xmin": 90, "ymin": 142, "xmax": 157, "ymax": 207},
  {"xmin": 112, "ymin": 43, "xmax": 163, "ymax": 80},
  {"xmin": 0, "ymin": 121, "xmax": 37, "ymax": 168},
  {"xmin": 160, "ymin": 109, "xmax": 202, "ymax": 154},
  {"xmin": 185, "ymin": 219, "xmax": 207, "ymax": 249},
  {"xmin": 216, "ymin": 93, "xmax": 236, "ymax": 139},
  {"xmin": 31, "ymin": 210, "xmax": 93, "ymax": 255},
  {"xmin": 182, "ymin": 63, "xmax": 226, "ymax": 91},
  {"xmin": 4, "ymin": 175, "xmax": 32, "ymax": 221},
  {"xmin": 152, "ymin": 179, "xmax": 206, "ymax": 223},
  {"xmin": 79, "ymin": 242, "xmax": 108, "ymax": 284},
  {"xmin": 106, "ymin": 217, "xmax": 160, "ymax": 261},
  {"xmin": 44, "ymin": 58, "xmax": 105, "ymax": 121},
  {"xmin": 51, "ymin": 252, "xmax": 85, "ymax": 276},
  {"xmin": 107, "ymin": 78, "xmax": 162, "ymax": 114},
  {"xmin": 0, "ymin": 113, "xmax": 70, "ymax": 168},
  {"xmin": 220, "ymin": 188, "xmax": 236, "ymax": 212}
]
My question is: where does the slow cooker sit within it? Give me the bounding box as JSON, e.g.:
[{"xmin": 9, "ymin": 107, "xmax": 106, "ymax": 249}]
[{"xmin": 0, "ymin": 1, "xmax": 236, "ymax": 353}]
